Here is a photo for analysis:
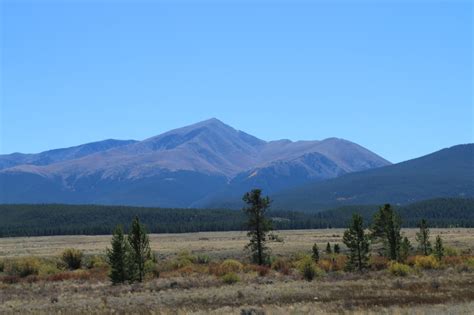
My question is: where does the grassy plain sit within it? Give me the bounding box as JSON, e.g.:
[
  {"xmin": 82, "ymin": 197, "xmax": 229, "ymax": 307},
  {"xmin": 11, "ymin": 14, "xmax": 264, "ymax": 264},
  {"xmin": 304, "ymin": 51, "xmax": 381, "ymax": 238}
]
[
  {"xmin": 1, "ymin": 228, "xmax": 473, "ymax": 259},
  {"xmin": 0, "ymin": 228, "xmax": 473, "ymax": 314}
]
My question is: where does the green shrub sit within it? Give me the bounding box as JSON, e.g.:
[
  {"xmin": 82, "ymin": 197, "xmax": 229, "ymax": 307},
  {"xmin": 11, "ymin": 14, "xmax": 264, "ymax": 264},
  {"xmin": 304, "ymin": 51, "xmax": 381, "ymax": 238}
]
[
  {"xmin": 4, "ymin": 257, "xmax": 41, "ymax": 277},
  {"xmin": 84, "ymin": 255, "xmax": 108, "ymax": 269},
  {"xmin": 465, "ymin": 257, "xmax": 474, "ymax": 270},
  {"xmin": 298, "ymin": 256, "xmax": 323, "ymax": 281},
  {"xmin": 221, "ymin": 272, "xmax": 240, "ymax": 284},
  {"xmin": 196, "ymin": 254, "xmax": 210, "ymax": 264},
  {"xmin": 170, "ymin": 251, "xmax": 195, "ymax": 270},
  {"xmin": 61, "ymin": 248, "xmax": 83, "ymax": 270},
  {"xmin": 388, "ymin": 262, "xmax": 411, "ymax": 277},
  {"xmin": 38, "ymin": 259, "xmax": 61, "ymax": 276},
  {"xmin": 414, "ymin": 255, "xmax": 439, "ymax": 270},
  {"xmin": 144, "ymin": 259, "xmax": 160, "ymax": 278},
  {"xmin": 444, "ymin": 246, "xmax": 459, "ymax": 257},
  {"xmin": 220, "ymin": 259, "xmax": 243, "ymax": 274}
]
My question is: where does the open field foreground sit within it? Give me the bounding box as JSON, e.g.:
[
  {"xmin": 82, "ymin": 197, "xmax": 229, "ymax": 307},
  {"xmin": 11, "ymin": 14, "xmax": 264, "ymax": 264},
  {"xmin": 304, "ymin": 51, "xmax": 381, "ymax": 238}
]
[{"xmin": 0, "ymin": 229, "xmax": 473, "ymax": 314}]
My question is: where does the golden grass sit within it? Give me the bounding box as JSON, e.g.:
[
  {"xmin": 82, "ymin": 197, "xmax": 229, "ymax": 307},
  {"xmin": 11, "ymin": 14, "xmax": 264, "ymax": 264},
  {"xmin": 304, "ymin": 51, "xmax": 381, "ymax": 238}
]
[
  {"xmin": 1, "ymin": 228, "xmax": 472, "ymax": 259},
  {"xmin": 0, "ymin": 228, "xmax": 473, "ymax": 314}
]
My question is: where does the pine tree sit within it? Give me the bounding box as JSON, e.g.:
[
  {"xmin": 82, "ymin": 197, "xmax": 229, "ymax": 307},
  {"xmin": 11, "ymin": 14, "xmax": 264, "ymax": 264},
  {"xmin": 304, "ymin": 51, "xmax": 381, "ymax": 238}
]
[
  {"xmin": 106, "ymin": 225, "xmax": 128, "ymax": 284},
  {"xmin": 371, "ymin": 204, "xmax": 402, "ymax": 261},
  {"xmin": 399, "ymin": 236, "xmax": 412, "ymax": 263},
  {"xmin": 128, "ymin": 217, "xmax": 151, "ymax": 282},
  {"xmin": 343, "ymin": 214, "xmax": 370, "ymax": 271},
  {"xmin": 326, "ymin": 242, "xmax": 332, "ymax": 255},
  {"xmin": 312, "ymin": 243, "xmax": 320, "ymax": 262},
  {"xmin": 433, "ymin": 235, "xmax": 444, "ymax": 261},
  {"xmin": 416, "ymin": 219, "xmax": 431, "ymax": 255},
  {"xmin": 334, "ymin": 243, "xmax": 340, "ymax": 254},
  {"xmin": 242, "ymin": 189, "xmax": 272, "ymax": 265}
]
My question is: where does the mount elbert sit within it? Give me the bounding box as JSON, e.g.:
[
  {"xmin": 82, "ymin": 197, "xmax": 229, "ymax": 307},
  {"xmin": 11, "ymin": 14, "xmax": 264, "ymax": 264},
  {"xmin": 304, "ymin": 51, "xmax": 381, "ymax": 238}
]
[{"xmin": 0, "ymin": 118, "xmax": 472, "ymax": 210}]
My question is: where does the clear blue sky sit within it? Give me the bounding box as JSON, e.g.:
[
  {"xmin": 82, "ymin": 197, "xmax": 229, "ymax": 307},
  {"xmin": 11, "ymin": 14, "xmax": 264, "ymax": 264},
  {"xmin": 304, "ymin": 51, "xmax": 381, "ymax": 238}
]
[{"xmin": 1, "ymin": 1, "xmax": 472, "ymax": 163}]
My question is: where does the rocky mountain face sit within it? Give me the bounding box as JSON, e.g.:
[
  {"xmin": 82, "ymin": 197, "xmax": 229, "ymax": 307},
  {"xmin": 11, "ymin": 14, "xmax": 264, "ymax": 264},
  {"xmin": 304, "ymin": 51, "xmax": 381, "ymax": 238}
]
[{"xmin": 0, "ymin": 118, "xmax": 390, "ymax": 207}]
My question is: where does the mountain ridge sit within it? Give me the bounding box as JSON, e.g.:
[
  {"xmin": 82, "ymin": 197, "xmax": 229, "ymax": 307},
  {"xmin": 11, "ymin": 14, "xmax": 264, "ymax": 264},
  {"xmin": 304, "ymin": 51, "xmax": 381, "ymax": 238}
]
[{"xmin": 0, "ymin": 118, "xmax": 390, "ymax": 207}]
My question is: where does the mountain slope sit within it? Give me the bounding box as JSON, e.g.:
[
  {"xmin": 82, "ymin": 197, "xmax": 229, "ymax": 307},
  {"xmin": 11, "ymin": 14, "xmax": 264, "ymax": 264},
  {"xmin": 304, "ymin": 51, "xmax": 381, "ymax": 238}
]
[
  {"xmin": 271, "ymin": 144, "xmax": 474, "ymax": 211},
  {"xmin": 0, "ymin": 118, "xmax": 390, "ymax": 207},
  {"xmin": 193, "ymin": 138, "xmax": 390, "ymax": 208},
  {"xmin": 0, "ymin": 139, "xmax": 137, "ymax": 170}
]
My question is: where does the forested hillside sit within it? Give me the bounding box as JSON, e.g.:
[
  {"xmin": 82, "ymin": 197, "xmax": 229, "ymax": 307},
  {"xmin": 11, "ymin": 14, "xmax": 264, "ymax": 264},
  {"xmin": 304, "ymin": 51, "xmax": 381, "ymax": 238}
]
[
  {"xmin": 272, "ymin": 144, "xmax": 474, "ymax": 210},
  {"xmin": 0, "ymin": 198, "xmax": 472, "ymax": 237}
]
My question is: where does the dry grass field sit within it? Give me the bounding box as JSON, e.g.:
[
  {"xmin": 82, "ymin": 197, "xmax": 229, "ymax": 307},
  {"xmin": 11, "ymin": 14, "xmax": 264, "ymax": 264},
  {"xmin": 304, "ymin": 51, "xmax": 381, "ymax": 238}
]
[
  {"xmin": 1, "ymin": 228, "xmax": 473, "ymax": 259},
  {"xmin": 0, "ymin": 228, "xmax": 473, "ymax": 314}
]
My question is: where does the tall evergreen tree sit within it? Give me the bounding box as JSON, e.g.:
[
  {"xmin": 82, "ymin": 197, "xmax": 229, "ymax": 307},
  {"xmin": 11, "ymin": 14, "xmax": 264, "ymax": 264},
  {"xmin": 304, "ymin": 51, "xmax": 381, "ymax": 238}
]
[
  {"xmin": 128, "ymin": 217, "xmax": 152, "ymax": 282},
  {"xmin": 242, "ymin": 189, "xmax": 272, "ymax": 265},
  {"xmin": 312, "ymin": 243, "xmax": 320, "ymax": 262},
  {"xmin": 416, "ymin": 219, "xmax": 431, "ymax": 255},
  {"xmin": 106, "ymin": 225, "xmax": 129, "ymax": 284},
  {"xmin": 433, "ymin": 235, "xmax": 444, "ymax": 261},
  {"xmin": 343, "ymin": 214, "xmax": 370, "ymax": 271},
  {"xmin": 371, "ymin": 204, "xmax": 402, "ymax": 261}
]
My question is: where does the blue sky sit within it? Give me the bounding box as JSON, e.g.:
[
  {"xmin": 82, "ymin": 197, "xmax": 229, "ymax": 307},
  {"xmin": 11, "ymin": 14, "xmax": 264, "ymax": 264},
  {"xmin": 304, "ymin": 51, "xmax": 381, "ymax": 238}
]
[{"xmin": 1, "ymin": 1, "xmax": 472, "ymax": 163}]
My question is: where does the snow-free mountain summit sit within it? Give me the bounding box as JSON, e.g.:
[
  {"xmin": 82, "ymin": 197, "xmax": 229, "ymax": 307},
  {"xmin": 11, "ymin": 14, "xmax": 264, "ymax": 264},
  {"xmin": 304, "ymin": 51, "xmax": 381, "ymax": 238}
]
[{"xmin": 0, "ymin": 118, "xmax": 390, "ymax": 207}]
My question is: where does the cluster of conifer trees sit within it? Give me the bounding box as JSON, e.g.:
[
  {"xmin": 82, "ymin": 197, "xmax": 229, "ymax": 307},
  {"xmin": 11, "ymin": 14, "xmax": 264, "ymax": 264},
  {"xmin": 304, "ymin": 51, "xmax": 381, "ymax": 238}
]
[
  {"xmin": 107, "ymin": 217, "xmax": 153, "ymax": 284},
  {"xmin": 340, "ymin": 204, "xmax": 445, "ymax": 271},
  {"xmin": 106, "ymin": 190, "xmax": 448, "ymax": 284}
]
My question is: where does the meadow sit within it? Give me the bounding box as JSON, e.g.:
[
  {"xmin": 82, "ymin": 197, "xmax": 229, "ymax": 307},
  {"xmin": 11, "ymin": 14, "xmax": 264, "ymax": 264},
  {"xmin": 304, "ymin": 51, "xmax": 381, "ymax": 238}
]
[{"xmin": 0, "ymin": 228, "xmax": 473, "ymax": 314}]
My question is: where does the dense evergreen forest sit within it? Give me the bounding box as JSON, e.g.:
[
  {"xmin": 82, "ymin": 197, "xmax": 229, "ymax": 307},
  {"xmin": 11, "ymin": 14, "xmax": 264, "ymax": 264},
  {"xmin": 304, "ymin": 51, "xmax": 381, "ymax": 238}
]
[{"xmin": 0, "ymin": 198, "xmax": 472, "ymax": 237}]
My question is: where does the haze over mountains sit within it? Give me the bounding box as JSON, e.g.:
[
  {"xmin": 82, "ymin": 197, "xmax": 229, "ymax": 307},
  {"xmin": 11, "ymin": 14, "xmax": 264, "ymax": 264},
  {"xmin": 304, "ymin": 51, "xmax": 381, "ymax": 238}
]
[{"xmin": 0, "ymin": 118, "xmax": 390, "ymax": 207}]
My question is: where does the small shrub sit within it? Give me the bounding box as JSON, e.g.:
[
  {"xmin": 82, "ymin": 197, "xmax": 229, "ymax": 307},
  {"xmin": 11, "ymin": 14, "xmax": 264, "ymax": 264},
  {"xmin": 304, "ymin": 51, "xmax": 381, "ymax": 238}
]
[
  {"xmin": 169, "ymin": 251, "xmax": 195, "ymax": 270},
  {"xmin": 318, "ymin": 259, "xmax": 332, "ymax": 272},
  {"xmin": 4, "ymin": 257, "xmax": 40, "ymax": 277},
  {"xmin": 254, "ymin": 265, "xmax": 270, "ymax": 277},
  {"xmin": 196, "ymin": 254, "xmax": 210, "ymax": 264},
  {"xmin": 332, "ymin": 255, "xmax": 347, "ymax": 271},
  {"xmin": 38, "ymin": 260, "xmax": 61, "ymax": 276},
  {"xmin": 61, "ymin": 248, "xmax": 83, "ymax": 270},
  {"xmin": 271, "ymin": 258, "xmax": 290, "ymax": 272},
  {"xmin": 268, "ymin": 233, "xmax": 284, "ymax": 242},
  {"xmin": 388, "ymin": 262, "xmax": 411, "ymax": 277},
  {"xmin": 298, "ymin": 256, "xmax": 324, "ymax": 281},
  {"xmin": 444, "ymin": 246, "xmax": 460, "ymax": 257},
  {"xmin": 85, "ymin": 255, "xmax": 108, "ymax": 269},
  {"xmin": 220, "ymin": 259, "xmax": 243, "ymax": 274},
  {"xmin": 370, "ymin": 256, "xmax": 389, "ymax": 271},
  {"xmin": 414, "ymin": 255, "xmax": 439, "ymax": 270},
  {"xmin": 465, "ymin": 257, "xmax": 474, "ymax": 270},
  {"xmin": 0, "ymin": 259, "xmax": 4, "ymax": 272},
  {"xmin": 222, "ymin": 272, "xmax": 240, "ymax": 284},
  {"xmin": 144, "ymin": 259, "xmax": 157, "ymax": 276},
  {"xmin": 208, "ymin": 262, "xmax": 221, "ymax": 276},
  {"xmin": 302, "ymin": 263, "xmax": 316, "ymax": 281}
]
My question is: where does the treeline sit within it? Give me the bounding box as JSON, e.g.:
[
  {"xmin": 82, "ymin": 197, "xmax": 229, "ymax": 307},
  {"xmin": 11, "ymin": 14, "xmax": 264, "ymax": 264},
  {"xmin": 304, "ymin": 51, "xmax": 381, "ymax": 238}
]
[{"xmin": 0, "ymin": 198, "xmax": 473, "ymax": 237}]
